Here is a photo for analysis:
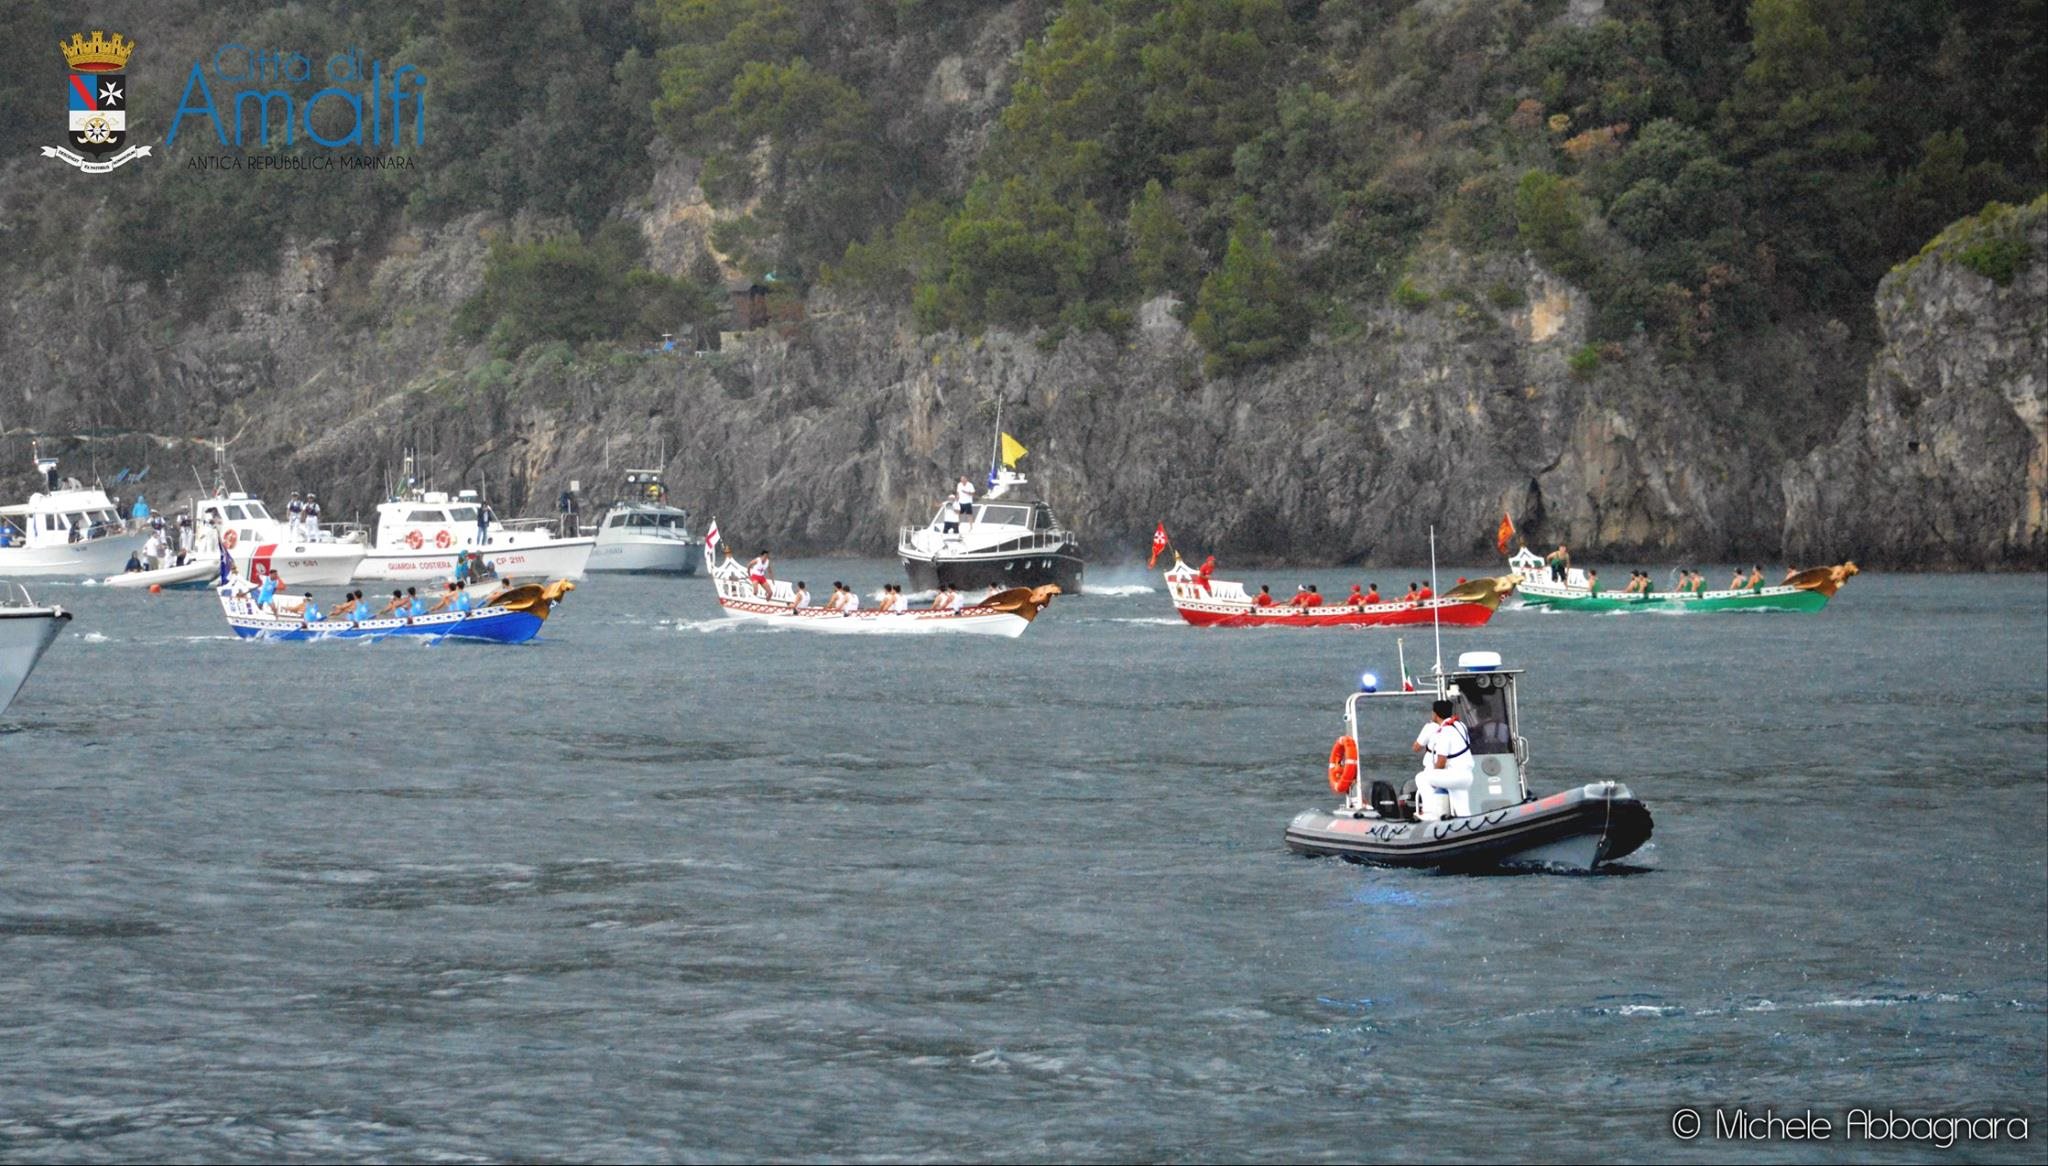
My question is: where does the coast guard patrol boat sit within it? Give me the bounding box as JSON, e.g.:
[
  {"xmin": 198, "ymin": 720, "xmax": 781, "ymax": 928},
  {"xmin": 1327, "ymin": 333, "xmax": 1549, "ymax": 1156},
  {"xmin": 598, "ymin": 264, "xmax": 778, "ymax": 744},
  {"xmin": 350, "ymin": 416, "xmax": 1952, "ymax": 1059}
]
[{"xmin": 1285, "ymin": 650, "xmax": 1653, "ymax": 871}]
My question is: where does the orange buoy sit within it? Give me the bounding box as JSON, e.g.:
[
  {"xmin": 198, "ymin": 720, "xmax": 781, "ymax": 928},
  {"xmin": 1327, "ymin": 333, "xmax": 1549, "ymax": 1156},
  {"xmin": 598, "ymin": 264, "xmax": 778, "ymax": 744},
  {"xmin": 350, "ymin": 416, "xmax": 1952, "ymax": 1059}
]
[
  {"xmin": 148, "ymin": 583, "xmax": 162, "ymax": 594},
  {"xmin": 1327, "ymin": 735, "xmax": 1359, "ymax": 795}
]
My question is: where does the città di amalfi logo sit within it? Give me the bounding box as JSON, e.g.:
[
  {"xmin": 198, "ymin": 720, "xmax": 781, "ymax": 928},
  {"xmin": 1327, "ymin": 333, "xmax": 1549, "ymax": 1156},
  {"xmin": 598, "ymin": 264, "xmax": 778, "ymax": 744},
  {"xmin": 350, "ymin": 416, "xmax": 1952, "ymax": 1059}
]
[{"xmin": 41, "ymin": 29, "xmax": 152, "ymax": 173}]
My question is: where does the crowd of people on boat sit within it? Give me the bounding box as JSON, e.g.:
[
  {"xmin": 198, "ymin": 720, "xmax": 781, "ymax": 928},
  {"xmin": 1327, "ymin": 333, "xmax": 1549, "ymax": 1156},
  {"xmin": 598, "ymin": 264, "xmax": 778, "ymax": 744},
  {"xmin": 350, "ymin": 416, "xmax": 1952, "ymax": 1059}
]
[
  {"xmin": 229, "ymin": 562, "xmax": 513, "ymax": 624},
  {"xmin": 736, "ymin": 550, "xmax": 984, "ymax": 615},
  {"xmin": 1575, "ymin": 564, "xmax": 1769, "ymax": 597},
  {"xmin": 1249, "ymin": 580, "xmax": 1445, "ymax": 608}
]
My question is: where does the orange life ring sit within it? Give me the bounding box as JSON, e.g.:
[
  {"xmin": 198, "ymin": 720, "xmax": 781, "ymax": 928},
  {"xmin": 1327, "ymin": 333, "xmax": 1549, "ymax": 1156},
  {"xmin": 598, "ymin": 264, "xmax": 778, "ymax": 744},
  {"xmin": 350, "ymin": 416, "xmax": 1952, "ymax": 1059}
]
[
  {"xmin": 222, "ymin": 529, "xmax": 238, "ymax": 549},
  {"xmin": 1328, "ymin": 735, "xmax": 1359, "ymax": 795},
  {"xmin": 404, "ymin": 530, "xmax": 423, "ymax": 550},
  {"xmin": 434, "ymin": 529, "xmax": 453, "ymax": 549}
]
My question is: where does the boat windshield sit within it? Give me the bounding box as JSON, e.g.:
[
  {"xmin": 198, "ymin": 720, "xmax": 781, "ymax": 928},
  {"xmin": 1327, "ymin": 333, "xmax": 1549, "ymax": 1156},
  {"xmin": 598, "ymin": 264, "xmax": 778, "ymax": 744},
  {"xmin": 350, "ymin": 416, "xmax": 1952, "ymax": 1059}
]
[
  {"xmin": 1452, "ymin": 679, "xmax": 1515, "ymax": 755},
  {"xmin": 223, "ymin": 504, "xmax": 247, "ymax": 520},
  {"xmin": 448, "ymin": 507, "xmax": 479, "ymax": 522},
  {"xmin": 975, "ymin": 504, "xmax": 1032, "ymax": 528},
  {"xmin": 246, "ymin": 503, "xmax": 272, "ymax": 520}
]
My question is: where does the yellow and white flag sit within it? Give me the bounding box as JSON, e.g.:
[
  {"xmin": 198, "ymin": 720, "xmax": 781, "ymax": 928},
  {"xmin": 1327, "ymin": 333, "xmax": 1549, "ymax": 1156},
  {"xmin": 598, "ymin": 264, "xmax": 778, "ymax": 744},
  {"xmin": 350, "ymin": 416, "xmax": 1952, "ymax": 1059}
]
[{"xmin": 1000, "ymin": 432, "xmax": 1028, "ymax": 468}]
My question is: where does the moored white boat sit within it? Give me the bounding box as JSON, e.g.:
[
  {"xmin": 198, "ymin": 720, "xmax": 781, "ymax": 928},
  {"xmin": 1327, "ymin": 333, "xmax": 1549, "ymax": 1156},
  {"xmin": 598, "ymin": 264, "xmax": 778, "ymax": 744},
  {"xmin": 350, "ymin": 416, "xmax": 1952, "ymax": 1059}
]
[
  {"xmin": 0, "ymin": 450, "xmax": 147, "ymax": 577},
  {"xmin": 353, "ymin": 489, "xmax": 593, "ymax": 582},
  {"xmin": 586, "ymin": 470, "xmax": 697, "ymax": 575},
  {"xmin": 707, "ymin": 541, "xmax": 1058, "ymax": 637},
  {"xmin": 194, "ymin": 492, "xmax": 367, "ymax": 587},
  {"xmin": 1, "ymin": 580, "xmax": 71, "ymax": 715},
  {"xmin": 101, "ymin": 558, "xmax": 218, "ymax": 590}
]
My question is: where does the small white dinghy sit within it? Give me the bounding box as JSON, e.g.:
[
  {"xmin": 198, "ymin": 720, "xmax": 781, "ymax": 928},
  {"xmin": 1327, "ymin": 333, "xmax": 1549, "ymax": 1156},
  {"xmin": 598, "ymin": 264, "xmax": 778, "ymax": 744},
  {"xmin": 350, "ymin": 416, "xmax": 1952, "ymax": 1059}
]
[{"xmin": 101, "ymin": 558, "xmax": 218, "ymax": 590}]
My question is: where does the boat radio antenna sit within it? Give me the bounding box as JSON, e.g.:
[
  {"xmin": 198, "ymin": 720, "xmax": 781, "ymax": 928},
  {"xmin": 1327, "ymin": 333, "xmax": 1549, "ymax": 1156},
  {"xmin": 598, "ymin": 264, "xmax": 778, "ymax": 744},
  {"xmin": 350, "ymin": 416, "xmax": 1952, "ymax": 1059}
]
[
  {"xmin": 989, "ymin": 393, "xmax": 1004, "ymax": 485},
  {"xmin": 1429, "ymin": 525, "xmax": 1444, "ymax": 683}
]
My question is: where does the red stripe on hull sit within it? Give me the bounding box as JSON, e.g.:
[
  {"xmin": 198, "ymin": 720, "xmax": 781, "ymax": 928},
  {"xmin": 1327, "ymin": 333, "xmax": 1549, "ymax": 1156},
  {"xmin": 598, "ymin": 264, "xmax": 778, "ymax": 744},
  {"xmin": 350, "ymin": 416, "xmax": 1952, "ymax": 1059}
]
[{"xmin": 1172, "ymin": 601, "xmax": 1497, "ymax": 628}]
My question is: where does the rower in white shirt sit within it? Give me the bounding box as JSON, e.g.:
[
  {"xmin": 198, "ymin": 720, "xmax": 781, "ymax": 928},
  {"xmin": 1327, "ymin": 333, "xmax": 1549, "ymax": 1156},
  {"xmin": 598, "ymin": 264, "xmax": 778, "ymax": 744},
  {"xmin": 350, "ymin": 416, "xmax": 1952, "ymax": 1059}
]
[{"xmin": 791, "ymin": 581, "xmax": 810, "ymax": 608}]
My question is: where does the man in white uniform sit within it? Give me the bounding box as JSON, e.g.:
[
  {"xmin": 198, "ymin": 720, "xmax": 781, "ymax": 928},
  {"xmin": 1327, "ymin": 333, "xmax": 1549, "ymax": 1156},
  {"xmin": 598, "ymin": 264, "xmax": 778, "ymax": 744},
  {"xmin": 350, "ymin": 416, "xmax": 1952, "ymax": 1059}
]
[
  {"xmin": 1415, "ymin": 699, "xmax": 1476, "ymax": 819},
  {"xmin": 954, "ymin": 475, "xmax": 977, "ymax": 527}
]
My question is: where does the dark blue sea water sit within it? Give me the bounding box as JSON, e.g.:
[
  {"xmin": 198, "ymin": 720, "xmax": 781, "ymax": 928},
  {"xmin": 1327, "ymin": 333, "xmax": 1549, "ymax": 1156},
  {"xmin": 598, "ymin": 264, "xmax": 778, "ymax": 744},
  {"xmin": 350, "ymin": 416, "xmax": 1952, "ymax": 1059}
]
[{"xmin": 2, "ymin": 566, "xmax": 2043, "ymax": 1162}]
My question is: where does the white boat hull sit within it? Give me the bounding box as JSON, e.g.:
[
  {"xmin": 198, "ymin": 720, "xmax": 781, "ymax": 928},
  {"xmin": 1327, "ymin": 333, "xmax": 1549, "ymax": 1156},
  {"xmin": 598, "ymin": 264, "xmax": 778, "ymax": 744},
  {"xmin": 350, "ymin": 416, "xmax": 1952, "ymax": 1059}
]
[
  {"xmin": 716, "ymin": 597, "xmax": 1036, "ymax": 637},
  {"xmin": 354, "ymin": 537, "xmax": 594, "ymax": 582},
  {"xmin": 0, "ymin": 609, "xmax": 69, "ymax": 715},
  {"xmin": 587, "ymin": 536, "xmax": 698, "ymax": 575},
  {"xmin": 235, "ymin": 542, "xmax": 367, "ymax": 587},
  {"xmin": 0, "ymin": 532, "xmax": 149, "ymax": 577},
  {"xmin": 102, "ymin": 560, "xmax": 218, "ymax": 590}
]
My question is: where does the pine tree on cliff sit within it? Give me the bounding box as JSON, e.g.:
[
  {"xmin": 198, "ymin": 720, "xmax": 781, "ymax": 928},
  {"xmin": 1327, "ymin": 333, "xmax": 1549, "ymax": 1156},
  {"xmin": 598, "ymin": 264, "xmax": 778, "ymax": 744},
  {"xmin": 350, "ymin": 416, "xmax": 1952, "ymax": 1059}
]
[
  {"xmin": 1127, "ymin": 179, "xmax": 1201, "ymax": 303},
  {"xmin": 1191, "ymin": 200, "xmax": 1307, "ymax": 376}
]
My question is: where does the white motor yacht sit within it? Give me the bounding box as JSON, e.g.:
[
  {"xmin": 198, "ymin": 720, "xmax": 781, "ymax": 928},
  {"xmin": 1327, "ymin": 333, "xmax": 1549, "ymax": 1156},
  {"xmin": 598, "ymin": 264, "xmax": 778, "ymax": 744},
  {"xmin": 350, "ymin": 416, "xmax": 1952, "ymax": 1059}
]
[
  {"xmin": 193, "ymin": 492, "xmax": 368, "ymax": 587},
  {"xmin": 355, "ymin": 488, "xmax": 594, "ymax": 582},
  {"xmin": 0, "ymin": 450, "xmax": 148, "ymax": 577},
  {"xmin": 587, "ymin": 470, "xmax": 696, "ymax": 575},
  {"xmin": 898, "ymin": 468, "xmax": 1083, "ymax": 593},
  {"xmin": 0, "ymin": 580, "xmax": 70, "ymax": 716}
]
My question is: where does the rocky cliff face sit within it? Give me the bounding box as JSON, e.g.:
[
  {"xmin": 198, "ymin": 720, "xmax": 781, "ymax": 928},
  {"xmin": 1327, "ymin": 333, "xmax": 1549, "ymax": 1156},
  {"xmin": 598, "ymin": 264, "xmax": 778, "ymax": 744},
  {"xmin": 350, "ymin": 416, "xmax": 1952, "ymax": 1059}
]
[
  {"xmin": 1783, "ymin": 197, "xmax": 2048, "ymax": 569},
  {"xmin": 0, "ymin": 182, "xmax": 2038, "ymax": 570}
]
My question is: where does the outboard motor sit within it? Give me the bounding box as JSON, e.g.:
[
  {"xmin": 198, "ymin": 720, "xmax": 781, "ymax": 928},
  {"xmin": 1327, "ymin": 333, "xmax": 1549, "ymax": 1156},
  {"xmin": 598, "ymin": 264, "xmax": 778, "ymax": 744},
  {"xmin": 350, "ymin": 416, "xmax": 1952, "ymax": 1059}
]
[{"xmin": 1369, "ymin": 780, "xmax": 1404, "ymax": 820}]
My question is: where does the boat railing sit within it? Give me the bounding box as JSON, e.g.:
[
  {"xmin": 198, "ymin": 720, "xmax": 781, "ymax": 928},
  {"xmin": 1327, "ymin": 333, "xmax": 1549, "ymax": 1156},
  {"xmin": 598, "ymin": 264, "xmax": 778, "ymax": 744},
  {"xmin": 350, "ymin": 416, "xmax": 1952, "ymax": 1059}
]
[
  {"xmin": 897, "ymin": 524, "xmax": 1073, "ymax": 556},
  {"xmin": 0, "ymin": 579, "xmax": 39, "ymax": 608}
]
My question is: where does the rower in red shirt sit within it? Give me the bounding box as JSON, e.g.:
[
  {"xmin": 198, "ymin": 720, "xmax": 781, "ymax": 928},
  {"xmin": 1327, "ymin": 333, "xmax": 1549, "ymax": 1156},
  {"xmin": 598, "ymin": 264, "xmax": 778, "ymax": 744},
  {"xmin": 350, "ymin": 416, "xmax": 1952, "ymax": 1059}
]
[
  {"xmin": 1402, "ymin": 582, "xmax": 1420, "ymax": 603},
  {"xmin": 1344, "ymin": 584, "xmax": 1367, "ymax": 606},
  {"xmin": 1417, "ymin": 583, "xmax": 1434, "ymax": 601},
  {"xmin": 1302, "ymin": 585, "xmax": 1324, "ymax": 607},
  {"xmin": 1253, "ymin": 585, "xmax": 1276, "ymax": 607},
  {"xmin": 1363, "ymin": 583, "xmax": 1381, "ymax": 603},
  {"xmin": 1287, "ymin": 584, "xmax": 1313, "ymax": 607}
]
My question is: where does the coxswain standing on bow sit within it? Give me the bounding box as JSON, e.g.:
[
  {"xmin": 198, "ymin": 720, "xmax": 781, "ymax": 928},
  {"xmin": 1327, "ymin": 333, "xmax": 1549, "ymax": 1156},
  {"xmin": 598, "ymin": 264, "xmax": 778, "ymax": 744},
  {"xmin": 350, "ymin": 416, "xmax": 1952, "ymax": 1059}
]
[
  {"xmin": 747, "ymin": 551, "xmax": 774, "ymax": 598},
  {"xmin": 1195, "ymin": 555, "xmax": 1216, "ymax": 593}
]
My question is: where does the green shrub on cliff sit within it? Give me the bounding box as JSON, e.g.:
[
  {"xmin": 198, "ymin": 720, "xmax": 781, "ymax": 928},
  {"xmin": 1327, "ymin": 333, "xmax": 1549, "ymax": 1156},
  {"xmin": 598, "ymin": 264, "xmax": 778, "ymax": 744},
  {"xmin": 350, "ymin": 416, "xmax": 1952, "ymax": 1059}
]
[
  {"xmin": 455, "ymin": 225, "xmax": 721, "ymax": 357},
  {"xmin": 1191, "ymin": 205, "xmax": 1307, "ymax": 376}
]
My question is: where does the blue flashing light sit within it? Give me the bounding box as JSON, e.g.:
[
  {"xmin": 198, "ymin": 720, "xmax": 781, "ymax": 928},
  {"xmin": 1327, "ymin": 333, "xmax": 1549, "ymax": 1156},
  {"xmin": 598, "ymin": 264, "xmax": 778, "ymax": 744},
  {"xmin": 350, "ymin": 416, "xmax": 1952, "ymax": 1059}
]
[{"xmin": 1359, "ymin": 672, "xmax": 1379, "ymax": 693}]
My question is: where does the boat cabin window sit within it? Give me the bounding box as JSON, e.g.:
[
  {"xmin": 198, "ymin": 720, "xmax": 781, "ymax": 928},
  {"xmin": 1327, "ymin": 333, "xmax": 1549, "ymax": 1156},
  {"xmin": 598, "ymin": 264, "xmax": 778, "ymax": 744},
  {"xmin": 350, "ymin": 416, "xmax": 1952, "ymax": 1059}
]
[
  {"xmin": 606, "ymin": 514, "xmax": 628, "ymax": 528},
  {"xmin": 223, "ymin": 504, "xmax": 247, "ymax": 520},
  {"xmin": 1452, "ymin": 678, "xmax": 1515, "ymax": 754},
  {"xmin": 1034, "ymin": 506, "xmax": 1056, "ymax": 530},
  {"xmin": 658, "ymin": 514, "xmax": 686, "ymax": 530},
  {"xmin": 246, "ymin": 503, "xmax": 272, "ymax": 520},
  {"xmin": 977, "ymin": 504, "xmax": 1031, "ymax": 528},
  {"xmin": 448, "ymin": 506, "xmax": 478, "ymax": 522},
  {"xmin": 406, "ymin": 509, "xmax": 445, "ymax": 523}
]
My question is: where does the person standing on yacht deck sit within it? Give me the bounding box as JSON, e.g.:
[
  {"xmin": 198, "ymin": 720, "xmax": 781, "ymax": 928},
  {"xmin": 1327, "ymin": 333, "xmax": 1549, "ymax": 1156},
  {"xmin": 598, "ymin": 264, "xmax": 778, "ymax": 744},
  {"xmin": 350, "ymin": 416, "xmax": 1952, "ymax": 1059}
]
[
  {"xmin": 939, "ymin": 498, "xmax": 962, "ymax": 536},
  {"xmin": 286, "ymin": 493, "xmax": 304, "ymax": 537},
  {"xmin": 954, "ymin": 475, "xmax": 977, "ymax": 527},
  {"xmin": 476, "ymin": 500, "xmax": 496, "ymax": 548}
]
